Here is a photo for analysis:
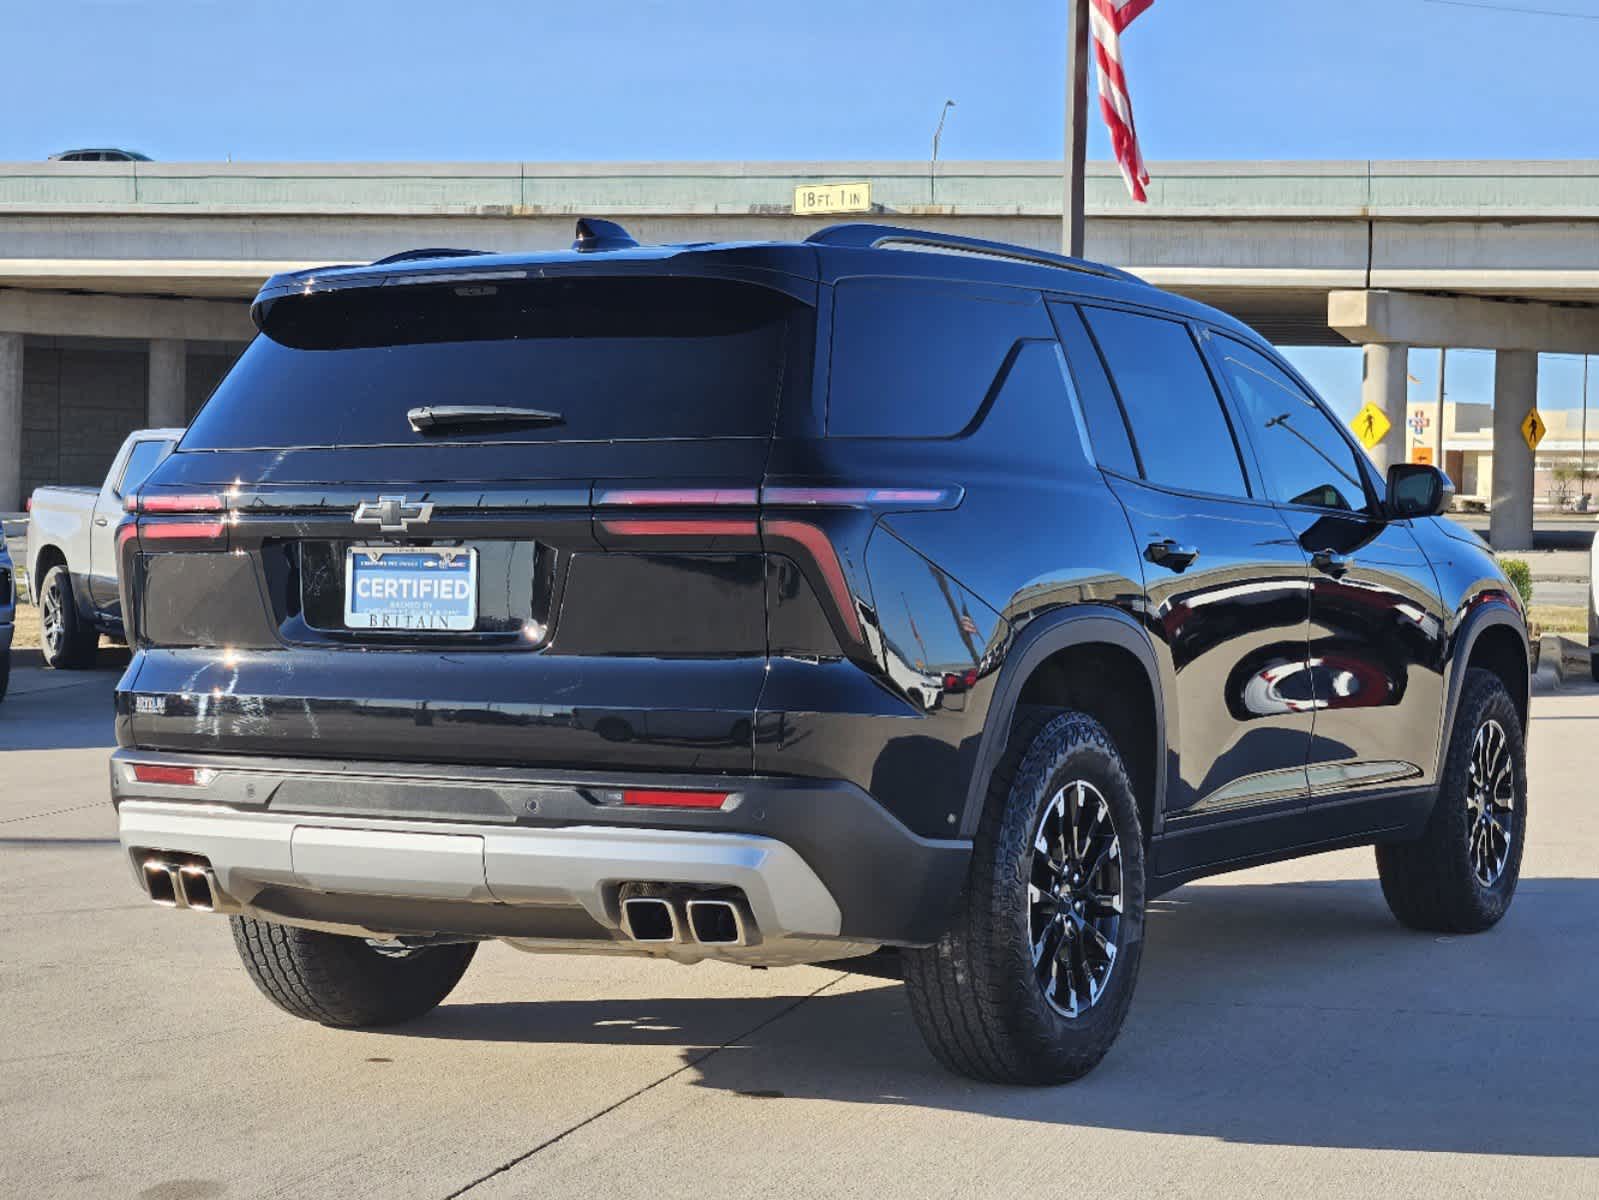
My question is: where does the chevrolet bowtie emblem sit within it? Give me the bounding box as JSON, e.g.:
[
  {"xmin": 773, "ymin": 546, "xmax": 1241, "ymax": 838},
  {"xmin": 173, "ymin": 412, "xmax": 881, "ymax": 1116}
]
[{"xmin": 352, "ymin": 495, "xmax": 434, "ymax": 532}]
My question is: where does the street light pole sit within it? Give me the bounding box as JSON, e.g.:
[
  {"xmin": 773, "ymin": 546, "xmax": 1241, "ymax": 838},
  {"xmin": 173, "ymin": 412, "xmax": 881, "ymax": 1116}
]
[
  {"xmin": 930, "ymin": 99, "xmax": 955, "ymax": 206},
  {"xmin": 1063, "ymin": 0, "xmax": 1090, "ymax": 256}
]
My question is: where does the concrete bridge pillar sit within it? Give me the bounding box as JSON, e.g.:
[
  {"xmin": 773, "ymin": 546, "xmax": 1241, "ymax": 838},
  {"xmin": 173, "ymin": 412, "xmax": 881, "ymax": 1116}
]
[
  {"xmin": 0, "ymin": 333, "xmax": 22, "ymax": 512},
  {"xmin": 1361, "ymin": 342, "xmax": 1408, "ymax": 475},
  {"xmin": 1491, "ymin": 350, "xmax": 1537, "ymax": 551},
  {"xmin": 148, "ymin": 339, "xmax": 187, "ymax": 428}
]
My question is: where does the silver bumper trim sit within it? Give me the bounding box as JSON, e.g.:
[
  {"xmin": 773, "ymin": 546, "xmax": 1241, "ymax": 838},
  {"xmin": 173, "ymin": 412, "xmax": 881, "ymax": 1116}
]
[{"xmin": 116, "ymin": 800, "xmax": 843, "ymax": 939}]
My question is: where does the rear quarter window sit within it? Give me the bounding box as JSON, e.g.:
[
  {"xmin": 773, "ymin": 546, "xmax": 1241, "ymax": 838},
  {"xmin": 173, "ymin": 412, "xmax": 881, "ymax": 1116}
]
[{"xmin": 826, "ymin": 278, "xmax": 1052, "ymax": 438}]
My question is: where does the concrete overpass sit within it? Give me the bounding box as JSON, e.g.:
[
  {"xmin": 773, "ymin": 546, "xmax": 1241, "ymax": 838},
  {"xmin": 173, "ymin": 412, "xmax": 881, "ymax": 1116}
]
[{"xmin": 7, "ymin": 158, "xmax": 1599, "ymax": 544}]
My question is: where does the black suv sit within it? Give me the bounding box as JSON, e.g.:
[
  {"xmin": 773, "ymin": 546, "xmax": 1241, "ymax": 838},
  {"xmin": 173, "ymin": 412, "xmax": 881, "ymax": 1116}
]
[{"xmin": 113, "ymin": 221, "xmax": 1529, "ymax": 1084}]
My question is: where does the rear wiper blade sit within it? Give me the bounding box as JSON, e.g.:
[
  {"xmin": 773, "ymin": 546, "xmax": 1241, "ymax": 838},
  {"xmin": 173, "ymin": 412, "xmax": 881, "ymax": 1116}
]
[{"xmin": 407, "ymin": 405, "xmax": 565, "ymax": 433}]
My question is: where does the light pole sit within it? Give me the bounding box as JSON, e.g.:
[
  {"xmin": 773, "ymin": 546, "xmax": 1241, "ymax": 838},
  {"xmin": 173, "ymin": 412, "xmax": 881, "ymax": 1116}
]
[
  {"xmin": 1062, "ymin": 0, "xmax": 1090, "ymax": 256},
  {"xmin": 930, "ymin": 99, "xmax": 956, "ymax": 206}
]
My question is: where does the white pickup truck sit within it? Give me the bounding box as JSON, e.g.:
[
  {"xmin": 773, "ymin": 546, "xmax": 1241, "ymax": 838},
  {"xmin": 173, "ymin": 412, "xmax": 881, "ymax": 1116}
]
[{"xmin": 24, "ymin": 428, "xmax": 181, "ymax": 668}]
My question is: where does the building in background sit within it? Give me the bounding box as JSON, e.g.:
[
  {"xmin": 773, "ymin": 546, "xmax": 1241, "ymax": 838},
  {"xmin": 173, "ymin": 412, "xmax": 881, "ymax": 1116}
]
[{"xmin": 1407, "ymin": 400, "xmax": 1596, "ymax": 510}]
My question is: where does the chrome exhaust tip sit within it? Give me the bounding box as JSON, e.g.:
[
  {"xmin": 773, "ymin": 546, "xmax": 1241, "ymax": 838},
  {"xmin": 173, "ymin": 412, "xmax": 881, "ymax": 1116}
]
[
  {"xmin": 178, "ymin": 864, "xmax": 221, "ymax": 912},
  {"xmin": 620, "ymin": 896, "xmax": 681, "ymax": 943},
  {"xmin": 686, "ymin": 898, "xmax": 749, "ymax": 946},
  {"xmin": 138, "ymin": 854, "xmax": 237, "ymax": 914},
  {"xmin": 142, "ymin": 859, "xmax": 183, "ymax": 907}
]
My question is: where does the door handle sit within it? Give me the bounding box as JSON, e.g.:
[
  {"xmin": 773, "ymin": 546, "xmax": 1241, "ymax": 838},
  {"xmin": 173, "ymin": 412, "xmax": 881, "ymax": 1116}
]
[
  {"xmin": 1144, "ymin": 538, "xmax": 1199, "ymax": 572},
  {"xmin": 93, "ymin": 516, "xmax": 108, "ymax": 527},
  {"xmin": 1311, "ymin": 549, "xmax": 1352, "ymax": 577}
]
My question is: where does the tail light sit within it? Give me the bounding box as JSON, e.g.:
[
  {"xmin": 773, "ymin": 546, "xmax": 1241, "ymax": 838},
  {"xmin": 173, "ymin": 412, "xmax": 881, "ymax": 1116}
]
[{"xmin": 125, "ymin": 493, "xmax": 225, "ymax": 514}]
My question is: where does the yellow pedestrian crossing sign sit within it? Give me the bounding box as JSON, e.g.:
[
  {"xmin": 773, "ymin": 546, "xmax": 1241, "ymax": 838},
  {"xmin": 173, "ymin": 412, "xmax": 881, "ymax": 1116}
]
[
  {"xmin": 1521, "ymin": 408, "xmax": 1546, "ymax": 453},
  {"xmin": 1351, "ymin": 402, "xmax": 1391, "ymax": 450}
]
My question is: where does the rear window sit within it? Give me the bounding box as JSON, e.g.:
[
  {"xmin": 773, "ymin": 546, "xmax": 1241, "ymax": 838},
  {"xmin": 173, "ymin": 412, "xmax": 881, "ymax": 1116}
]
[{"xmin": 182, "ymin": 277, "xmax": 810, "ymax": 450}]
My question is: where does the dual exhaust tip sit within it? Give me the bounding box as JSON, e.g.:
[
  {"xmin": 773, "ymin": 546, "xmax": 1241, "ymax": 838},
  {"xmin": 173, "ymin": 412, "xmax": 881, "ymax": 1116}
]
[
  {"xmin": 620, "ymin": 891, "xmax": 753, "ymax": 947},
  {"xmin": 140, "ymin": 855, "xmax": 237, "ymax": 914}
]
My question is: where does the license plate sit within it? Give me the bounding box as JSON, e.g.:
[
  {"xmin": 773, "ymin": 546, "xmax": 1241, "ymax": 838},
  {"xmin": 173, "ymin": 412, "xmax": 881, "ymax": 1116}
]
[{"xmin": 343, "ymin": 547, "xmax": 478, "ymax": 631}]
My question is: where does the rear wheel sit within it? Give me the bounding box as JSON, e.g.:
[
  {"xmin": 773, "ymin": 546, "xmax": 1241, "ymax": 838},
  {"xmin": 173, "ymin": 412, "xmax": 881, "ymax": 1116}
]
[
  {"xmin": 0, "ymin": 648, "xmax": 9, "ymax": 702},
  {"xmin": 903, "ymin": 710, "xmax": 1146, "ymax": 1084},
  {"xmin": 231, "ymin": 916, "xmax": 476, "ymax": 1027},
  {"xmin": 1376, "ymin": 669, "xmax": 1526, "ymax": 933},
  {"xmin": 38, "ymin": 565, "xmax": 97, "ymax": 669}
]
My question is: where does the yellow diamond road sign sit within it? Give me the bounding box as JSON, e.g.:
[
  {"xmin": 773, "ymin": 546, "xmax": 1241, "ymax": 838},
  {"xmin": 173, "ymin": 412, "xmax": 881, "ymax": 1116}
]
[
  {"xmin": 1521, "ymin": 408, "xmax": 1546, "ymax": 453},
  {"xmin": 1351, "ymin": 402, "xmax": 1391, "ymax": 450}
]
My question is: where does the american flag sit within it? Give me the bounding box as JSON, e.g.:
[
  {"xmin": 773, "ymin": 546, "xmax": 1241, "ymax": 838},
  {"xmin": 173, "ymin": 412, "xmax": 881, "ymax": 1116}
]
[{"xmin": 1090, "ymin": 0, "xmax": 1156, "ymax": 202}]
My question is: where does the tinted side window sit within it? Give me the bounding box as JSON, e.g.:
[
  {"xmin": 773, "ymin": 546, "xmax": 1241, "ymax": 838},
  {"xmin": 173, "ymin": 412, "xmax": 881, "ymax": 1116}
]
[
  {"xmin": 1214, "ymin": 338, "xmax": 1370, "ymax": 513},
  {"xmin": 117, "ymin": 439, "xmax": 170, "ymax": 496},
  {"xmin": 1048, "ymin": 302, "xmax": 1137, "ymax": 476},
  {"xmin": 828, "ymin": 278, "xmax": 1049, "ymax": 438},
  {"xmin": 1082, "ymin": 307, "xmax": 1249, "ymax": 498}
]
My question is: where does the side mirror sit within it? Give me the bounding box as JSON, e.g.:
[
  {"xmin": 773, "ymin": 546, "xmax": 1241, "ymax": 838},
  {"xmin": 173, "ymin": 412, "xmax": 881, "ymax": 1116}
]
[{"xmin": 1386, "ymin": 463, "xmax": 1454, "ymax": 519}]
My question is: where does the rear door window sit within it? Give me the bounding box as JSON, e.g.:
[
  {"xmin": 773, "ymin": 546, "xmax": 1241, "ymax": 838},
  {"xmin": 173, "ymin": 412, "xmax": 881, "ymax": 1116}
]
[
  {"xmin": 1082, "ymin": 307, "xmax": 1251, "ymax": 499},
  {"xmin": 182, "ymin": 277, "xmax": 810, "ymax": 450},
  {"xmin": 827, "ymin": 278, "xmax": 1051, "ymax": 438}
]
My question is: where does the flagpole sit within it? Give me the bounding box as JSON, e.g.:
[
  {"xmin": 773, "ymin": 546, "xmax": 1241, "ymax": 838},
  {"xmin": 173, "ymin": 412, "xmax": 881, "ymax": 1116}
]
[{"xmin": 1063, "ymin": 0, "xmax": 1090, "ymax": 257}]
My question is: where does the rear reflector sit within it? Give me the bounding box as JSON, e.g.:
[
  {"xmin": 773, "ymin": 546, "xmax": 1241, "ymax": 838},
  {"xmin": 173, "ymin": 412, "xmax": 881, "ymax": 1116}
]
[
  {"xmin": 130, "ymin": 764, "xmax": 214, "ymax": 787},
  {"xmin": 621, "ymin": 789, "xmax": 730, "ymax": 809}
]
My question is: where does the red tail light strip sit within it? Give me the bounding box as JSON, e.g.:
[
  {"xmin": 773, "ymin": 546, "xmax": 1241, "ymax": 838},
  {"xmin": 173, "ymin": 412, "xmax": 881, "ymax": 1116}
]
[
  {"xmin": 595, "ymin": 488, "xmax": 759, "ymax": 507},
  {"xmin": 139, "ymin": 520, "xmax": 227, "ymax": 542},
  {"xmin": 760, "ymin": 486, "xmax": 957, "ymax": 507},
  {"xmin": 599, "ymin": 518, "xmax": 759, "ymax": 538},
  {"xmin": 128, "ymin": 493, "xmax": 225, "ymax": 514},
  {"xmin": 761, "ymin": 518, "xmax": 864, "ymax": 642},
  {"xmin": 116, "ymin": 522, "xmax": 140, "ymax": 550}
]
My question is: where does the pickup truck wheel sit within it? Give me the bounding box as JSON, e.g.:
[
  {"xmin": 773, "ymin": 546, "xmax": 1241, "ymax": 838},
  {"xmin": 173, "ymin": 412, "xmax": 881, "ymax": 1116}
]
[
  {"xmin": 1376, "ymin": 668, "xmax": 1526, "ymax": 933},
  {"xmin": 0, "ymin": 649, "xmax": 9, "ymax": 702},
  {"xmin": 902, "ymin": 710, "xmax": 1146, "ymax": 1084},
  {"xmin": 38, "ymin": 565, "xmax": 98, "ymax": 669},
  {"xmin": 230, "ymin": 916, "xmax": 477, "ymax": 1028}
]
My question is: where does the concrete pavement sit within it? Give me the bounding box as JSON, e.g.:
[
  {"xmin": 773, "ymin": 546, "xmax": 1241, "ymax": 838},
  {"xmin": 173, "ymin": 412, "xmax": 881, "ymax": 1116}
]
[{"xmin": 2, "ymin": 661, "xmax": 1597, "ymax": 1199}]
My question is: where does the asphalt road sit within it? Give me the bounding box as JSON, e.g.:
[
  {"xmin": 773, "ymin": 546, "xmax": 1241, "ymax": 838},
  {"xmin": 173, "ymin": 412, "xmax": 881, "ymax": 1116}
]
[{"xmin": 3, "ymin": 659, "xmax": 1597, "ymax": 1199}]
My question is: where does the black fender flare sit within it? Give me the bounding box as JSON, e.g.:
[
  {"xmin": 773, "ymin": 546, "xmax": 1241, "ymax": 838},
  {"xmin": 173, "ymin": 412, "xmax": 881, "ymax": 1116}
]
[
  {"xmin": 1439, "ymin": 595, "xmax": 1530, "ymax": 752},
  {"xmin": 958, "ymin": 604, "xmax": 1168, "ymax": 838}
]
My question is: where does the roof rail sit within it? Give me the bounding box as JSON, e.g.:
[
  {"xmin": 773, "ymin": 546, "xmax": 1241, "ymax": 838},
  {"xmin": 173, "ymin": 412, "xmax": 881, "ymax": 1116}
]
[
  {"xmin": 369, "ymin": 247, "xmax": 490, "ymax": 266},
  {"xmin": 804, "ymin": 223, "xmax": 1138, "ymax": 283}
]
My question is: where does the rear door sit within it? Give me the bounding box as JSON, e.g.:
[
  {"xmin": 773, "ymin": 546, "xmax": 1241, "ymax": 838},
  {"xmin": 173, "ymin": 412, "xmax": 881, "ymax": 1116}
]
[
  {"xmin": 1066, "ymin": 304, "xmax": 1316, "ymax": 859},
  {"xmin": 124, "ymin": 272, "xmax": 815, "ymax": 772},
  {"xmin": 1207, "ymin": 335, "xmax": 1449, "ymax": 811}
]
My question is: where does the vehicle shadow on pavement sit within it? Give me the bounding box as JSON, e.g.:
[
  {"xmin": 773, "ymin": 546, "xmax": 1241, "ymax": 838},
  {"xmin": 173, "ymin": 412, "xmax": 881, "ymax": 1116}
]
[
  {"xmin": 0, "ymin": 661, "xmax": 127, "ymax": 751},
  {"xmin": 410, "ymin": 875, "xmax": 1599, "ymax": 1157}
]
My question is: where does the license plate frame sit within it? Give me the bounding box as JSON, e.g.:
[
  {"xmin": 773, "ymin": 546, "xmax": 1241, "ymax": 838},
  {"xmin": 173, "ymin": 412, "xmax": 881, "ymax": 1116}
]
[{"xmin": 343, "ymin": 546, "xmax": 479, "ymax": 632}]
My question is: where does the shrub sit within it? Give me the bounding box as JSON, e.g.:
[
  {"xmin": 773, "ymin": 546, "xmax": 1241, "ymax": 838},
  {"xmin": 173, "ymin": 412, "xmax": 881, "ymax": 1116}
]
[{"xmin": 1498, "ymin": 557, "xmax": 1534, "ymax": 609}]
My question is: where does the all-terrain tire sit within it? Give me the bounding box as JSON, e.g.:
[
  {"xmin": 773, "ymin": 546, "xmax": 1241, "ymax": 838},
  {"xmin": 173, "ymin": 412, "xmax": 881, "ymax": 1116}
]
[
  {"xmin": 903, "ymin": 709, "xmax": 1147, "ymax": 1085},
  {"xmin": 38, "ymin": 564, "xmax": 98, "ymax": 669},
  {"xmin": 1376, "ymin": 668, "xmax": 1527, "ymax": 933},
  {"xmin": 231, "ymin": 916, "xmax": 476, "ymax": 1028},
  {"xmin": 0, "ymin": 647, "xmax": 9, "ymax": 702}
]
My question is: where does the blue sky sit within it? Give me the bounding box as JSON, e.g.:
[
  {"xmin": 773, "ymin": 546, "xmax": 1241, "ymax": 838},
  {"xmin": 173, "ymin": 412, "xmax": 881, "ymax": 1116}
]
[{"xmin": 4, "ymin": 0, "xmax": 1598, "ymax": 413}]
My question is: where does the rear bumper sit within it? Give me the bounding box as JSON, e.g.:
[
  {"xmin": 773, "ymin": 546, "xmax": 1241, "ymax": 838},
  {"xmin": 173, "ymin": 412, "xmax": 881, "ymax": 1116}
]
[{"xmin": 111, "ymin": 749, "xmax": 970, "ymax": 950}]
